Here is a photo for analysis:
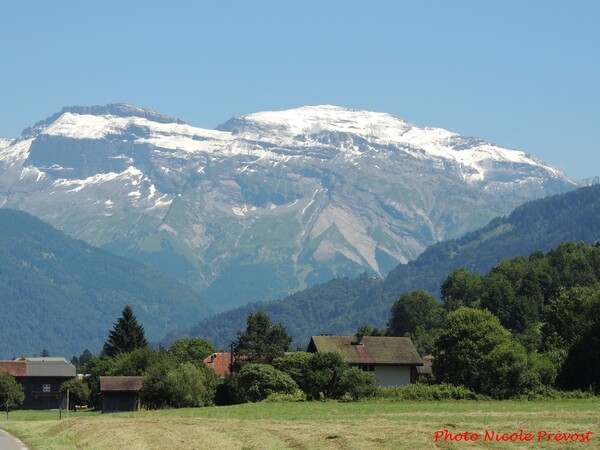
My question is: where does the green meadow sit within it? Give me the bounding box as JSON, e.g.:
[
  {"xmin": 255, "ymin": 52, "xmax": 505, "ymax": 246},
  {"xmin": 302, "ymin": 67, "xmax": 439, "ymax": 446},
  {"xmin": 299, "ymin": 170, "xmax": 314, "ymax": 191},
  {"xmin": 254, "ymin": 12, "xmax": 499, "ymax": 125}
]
[{"xmin": 2, "ymin": 399, "xmax": 598, "ymax": 449}]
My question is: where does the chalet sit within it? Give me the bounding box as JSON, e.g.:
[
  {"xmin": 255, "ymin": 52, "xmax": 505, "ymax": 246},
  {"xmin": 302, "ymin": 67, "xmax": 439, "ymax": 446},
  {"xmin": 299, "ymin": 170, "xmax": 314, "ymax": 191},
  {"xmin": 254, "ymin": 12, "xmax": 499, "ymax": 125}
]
[
  {"xmin": 0, "ymin": 357, "xmax": 76, "ymax": 409},
  {"xmin": 99, "ymin": 376, "xmax": 143, "ymax": 413},
  {"xmin": 307, "ymin": 335, "xmax": 424, "ymax": 386}
]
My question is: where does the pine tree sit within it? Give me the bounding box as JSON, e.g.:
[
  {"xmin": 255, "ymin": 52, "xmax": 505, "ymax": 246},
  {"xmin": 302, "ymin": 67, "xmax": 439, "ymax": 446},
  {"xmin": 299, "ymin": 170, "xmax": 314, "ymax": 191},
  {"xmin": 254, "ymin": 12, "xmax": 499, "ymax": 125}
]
[{"xmin": 102, "ymin": 305, "xmax": 148, "ymax": 357}]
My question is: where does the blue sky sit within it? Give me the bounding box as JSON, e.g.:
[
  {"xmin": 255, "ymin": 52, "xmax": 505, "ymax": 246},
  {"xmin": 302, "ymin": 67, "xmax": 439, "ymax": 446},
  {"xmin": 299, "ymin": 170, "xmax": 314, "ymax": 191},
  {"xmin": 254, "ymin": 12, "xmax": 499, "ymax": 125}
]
[{"xmin": 1, "ymin": 1, "xmax": 599, "ymax": 179}]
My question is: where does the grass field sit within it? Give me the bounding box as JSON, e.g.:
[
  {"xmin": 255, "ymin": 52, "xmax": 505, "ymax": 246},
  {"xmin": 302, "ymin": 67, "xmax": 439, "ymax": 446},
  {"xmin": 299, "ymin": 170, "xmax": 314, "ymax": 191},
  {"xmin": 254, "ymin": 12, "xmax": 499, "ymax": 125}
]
[{"xmin": 1, "ymin": 399, "xmax": 598, "ymax": 449}]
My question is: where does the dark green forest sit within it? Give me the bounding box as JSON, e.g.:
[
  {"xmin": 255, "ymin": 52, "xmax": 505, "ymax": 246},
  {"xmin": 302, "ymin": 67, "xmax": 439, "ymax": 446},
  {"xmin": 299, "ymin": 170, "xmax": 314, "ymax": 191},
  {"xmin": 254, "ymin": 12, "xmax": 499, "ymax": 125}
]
[
  {"xmin": 0, "ymin": 209, "xmax": 211, "ymax": 358},
  {"xmin": 400, "ymin": 241, "xmax": 600, "ymax": 395},
  {"xmin": 181, "ymin": 184, "xmax": 600, "ymax": 350}
]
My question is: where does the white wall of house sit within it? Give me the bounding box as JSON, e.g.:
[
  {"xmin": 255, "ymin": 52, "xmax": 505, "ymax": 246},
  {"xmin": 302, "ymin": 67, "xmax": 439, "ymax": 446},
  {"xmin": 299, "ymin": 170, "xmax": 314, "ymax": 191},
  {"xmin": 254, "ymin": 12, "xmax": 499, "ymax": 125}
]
[{"xmin": 373, "ymin": 365, "xmax": 411, "ymax": 386}]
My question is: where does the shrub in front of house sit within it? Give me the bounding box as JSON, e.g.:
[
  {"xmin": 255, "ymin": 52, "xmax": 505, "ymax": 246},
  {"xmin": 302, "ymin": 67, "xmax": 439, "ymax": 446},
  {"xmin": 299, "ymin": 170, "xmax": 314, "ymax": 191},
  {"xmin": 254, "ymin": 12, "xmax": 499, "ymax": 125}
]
[{"xmin": 230, "ymin": 363, "xmax": 299, "ymax": 403}]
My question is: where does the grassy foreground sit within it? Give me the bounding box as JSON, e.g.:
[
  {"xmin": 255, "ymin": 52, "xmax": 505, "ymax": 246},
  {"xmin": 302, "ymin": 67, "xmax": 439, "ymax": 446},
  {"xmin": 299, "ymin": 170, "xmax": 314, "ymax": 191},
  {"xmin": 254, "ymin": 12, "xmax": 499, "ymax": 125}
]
[{"xmin": 1, "ymin": 399, "xmax": 598, "ymax": 449}]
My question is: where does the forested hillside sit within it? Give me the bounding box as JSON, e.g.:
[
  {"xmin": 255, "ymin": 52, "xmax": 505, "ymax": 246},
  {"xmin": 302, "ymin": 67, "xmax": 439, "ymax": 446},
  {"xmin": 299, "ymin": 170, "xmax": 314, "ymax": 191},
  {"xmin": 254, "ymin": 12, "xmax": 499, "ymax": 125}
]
[
  {"xmin": 0, "ymin": 209, "xmax": 211, "ymax": 358},
  {"xmin": 181, "ymin": 184, "xmax": 600, "ymax": 349}
]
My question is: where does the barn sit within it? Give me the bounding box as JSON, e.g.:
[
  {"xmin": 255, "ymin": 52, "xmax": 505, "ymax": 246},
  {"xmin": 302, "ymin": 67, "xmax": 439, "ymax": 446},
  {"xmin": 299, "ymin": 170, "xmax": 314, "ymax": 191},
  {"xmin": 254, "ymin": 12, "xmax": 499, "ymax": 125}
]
[
  {"xmin": 100, "ymin": 376, "xmax": 143, "ymax": 413},
  {"xmin": 0, "ymin": 357, "xmax": 77, "ymax": 409}
]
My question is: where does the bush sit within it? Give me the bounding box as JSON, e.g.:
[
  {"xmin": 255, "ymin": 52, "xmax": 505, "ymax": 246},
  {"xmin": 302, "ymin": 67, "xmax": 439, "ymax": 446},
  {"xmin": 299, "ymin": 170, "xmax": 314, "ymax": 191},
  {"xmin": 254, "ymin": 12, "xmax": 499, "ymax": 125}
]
[
  {"xmin": 378, "ymin": 383, "xmax": 480, "ymax": 401},
  {"xmin": 231, "ymin": 364, "xmax": 298, "ymax": 403},
  {"xmin": 337, "ymin": 367, "xmax": 378, "ymax": 401},
  {"xmin": 60, "ymin": 378, "xmax": 90, "ymax": 409},
  {"xmin": 272, "ymin": 352, "xmax": 312, "ymax": 392},
  {"xmin": 275, "ymin": 352, "xmax": 381, "ymax": 401},
  {"xmin": 141, "ymin": 359, "xmax": 219, "ymax": 409},
  {"xmin": 481, "ymin": 340, "xmax": 529, "ymax": 399}
]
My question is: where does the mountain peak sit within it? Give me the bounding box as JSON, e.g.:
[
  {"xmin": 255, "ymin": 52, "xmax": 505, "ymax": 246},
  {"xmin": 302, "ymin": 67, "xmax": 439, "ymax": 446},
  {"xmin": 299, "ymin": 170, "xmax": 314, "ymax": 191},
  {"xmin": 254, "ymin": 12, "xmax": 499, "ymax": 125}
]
[
  {"xmin": 217, "ymin": 104, "xmax": 412, "ymax": 138},
  {"xmin": 21, "ymin": 103, "xmax": 186, "ymax": 138},
  {"xmin": 59, "ymin": 103, "xmax": 186, "ymax": 124}
]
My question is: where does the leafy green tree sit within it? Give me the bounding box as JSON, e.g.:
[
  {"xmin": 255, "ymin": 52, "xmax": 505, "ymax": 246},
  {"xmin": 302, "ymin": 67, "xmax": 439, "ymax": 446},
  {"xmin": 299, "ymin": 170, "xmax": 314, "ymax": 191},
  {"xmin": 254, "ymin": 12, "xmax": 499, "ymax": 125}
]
[
  {"xmin": 524, "ymin": 352, "xmax": 558, "ymax": 395},
  {"xmin": 387, "ymin": 290, "xmax": 445, "ymax": 355},
  {"xmin": 480, "ymin": 340, "xmax": 529, "ymax": 399},
  {"xmin": 480, "ymin": 272, "xmax": 517, "ymax": 330},
  {"xmin": 229, "ymin": 363, "xmax": 298, "ymax": 403},
  {"xmin": 102, "ymin": 305, "xmax": 148, "ymax": 358},
  {"xmin": 109, "ymin": 347, "xmax": 159, "ymax": 376},
  {"xmin": 432, "ymin": 307, "xmax": 511, "ymax": 393},
  {"xmin": 542, "ymin": 285, "xmax": 600, "ymax": 351},
  {"xmin": 60, "ymin": 378, "xmax": 90, "ymax": 410},
  {"xmin": 168, "ymin": 337, "xmax": 215, "ymax": 367},
  {"xmin": 141, "ymin": 359, "xmax": 219, "ymax": 409},
  {"xmin": 0, "ymin": 371, "xmax": 24, "ymax": 419},
  {"xmin": 302, "ymin": 352, "xmax": 348, "ymax": 400},
  {"xmin": 231, "ymin": 311, "xmax": 292, "ymax": 371},
  {"xmin": 559, "ymin": 321, "xmax": 600, "ymax": 392},
  {"xmin": 441, "ymin": 268, "xmax": 483, "ymax": 311},
  {"xmin": 388, "ymin": 290, "xmax": 445, "ymax": 336}
]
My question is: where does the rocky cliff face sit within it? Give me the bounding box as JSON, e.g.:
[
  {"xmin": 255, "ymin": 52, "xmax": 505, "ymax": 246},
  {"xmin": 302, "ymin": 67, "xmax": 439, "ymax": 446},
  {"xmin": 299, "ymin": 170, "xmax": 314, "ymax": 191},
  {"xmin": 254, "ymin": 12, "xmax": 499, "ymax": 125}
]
[{"xmin": 0, "ymin": 104, "xmax": 576, "ymax": 309}]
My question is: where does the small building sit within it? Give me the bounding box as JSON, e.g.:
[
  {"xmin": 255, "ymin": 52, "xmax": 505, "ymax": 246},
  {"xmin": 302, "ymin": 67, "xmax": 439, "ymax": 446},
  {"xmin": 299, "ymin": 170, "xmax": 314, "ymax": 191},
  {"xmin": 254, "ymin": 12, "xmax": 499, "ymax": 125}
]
[
  {"xmin": 99, "ymin": 376, "xmax": 143, "ymax": 413},
  {"xmin": 0, "ymin": 357, "xmax": 76, "ymax": 409},
  {"xmin": 307, "ymin": 335, "xmax": 424, "ymax": 386},
  {"xmin": 203, "ymin": 352, "xmax": 232, "ymax": 377}
]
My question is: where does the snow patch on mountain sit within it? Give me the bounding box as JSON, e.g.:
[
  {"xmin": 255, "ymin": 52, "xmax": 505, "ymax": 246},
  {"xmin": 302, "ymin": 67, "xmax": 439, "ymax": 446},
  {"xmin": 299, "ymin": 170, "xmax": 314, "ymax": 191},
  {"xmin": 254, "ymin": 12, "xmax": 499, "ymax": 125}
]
[
  {"xmin": 225, "ymin": 105, "xmax": 570, "ymax": 186},
  {"xmin": 51, "ymin": 167, "xmax": 148, "ymax": 197},
  {"xmin": 0, "ymin": 139, "xmax": 33, "ymax": 167}
]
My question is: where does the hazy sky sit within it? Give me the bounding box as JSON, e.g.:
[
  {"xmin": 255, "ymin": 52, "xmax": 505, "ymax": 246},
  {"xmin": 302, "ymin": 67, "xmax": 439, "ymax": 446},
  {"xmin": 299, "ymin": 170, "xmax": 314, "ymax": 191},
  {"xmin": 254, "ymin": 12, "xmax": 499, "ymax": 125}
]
[{"xmin": 1, "ymin": 1, "xmax": 599, "ymax": 179}]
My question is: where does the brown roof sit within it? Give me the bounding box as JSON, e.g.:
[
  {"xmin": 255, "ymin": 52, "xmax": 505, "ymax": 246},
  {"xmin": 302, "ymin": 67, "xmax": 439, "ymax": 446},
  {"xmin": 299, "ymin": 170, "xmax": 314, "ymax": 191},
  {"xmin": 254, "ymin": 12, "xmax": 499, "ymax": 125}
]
[
  {"xmin": 203, "ymin": 352, "xmax": 231, "ymax": 377},
  {"xmin": 307, "ymin": 336, "xmax": 423, "ymax": 366},
  {"xmin": 0, "ymin": 361, "xmax": 27, "ymax": 377},
  {"xmin": 100, "ymin": 376, "xmax": 144, "ymax": 392}
]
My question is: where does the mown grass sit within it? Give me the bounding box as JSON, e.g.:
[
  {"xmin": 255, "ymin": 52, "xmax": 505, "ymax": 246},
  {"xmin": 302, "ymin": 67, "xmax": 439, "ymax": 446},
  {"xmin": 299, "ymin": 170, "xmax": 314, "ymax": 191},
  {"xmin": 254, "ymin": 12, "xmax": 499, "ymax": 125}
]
[{"xmin": 1, "ymin": 399, "xmax": 599, "ymax": 449}]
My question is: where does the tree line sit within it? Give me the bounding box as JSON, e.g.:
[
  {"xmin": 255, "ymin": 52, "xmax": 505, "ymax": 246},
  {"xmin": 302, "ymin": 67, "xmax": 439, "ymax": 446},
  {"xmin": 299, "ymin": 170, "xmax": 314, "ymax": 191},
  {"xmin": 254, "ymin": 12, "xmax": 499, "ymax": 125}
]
[
  {"xmin": 3, "ymin": 241, "xmax": 599, "ymax": 414},
  {"xmin": 386, "ymin": 241, "xmax": 600, "ymax": 398}
]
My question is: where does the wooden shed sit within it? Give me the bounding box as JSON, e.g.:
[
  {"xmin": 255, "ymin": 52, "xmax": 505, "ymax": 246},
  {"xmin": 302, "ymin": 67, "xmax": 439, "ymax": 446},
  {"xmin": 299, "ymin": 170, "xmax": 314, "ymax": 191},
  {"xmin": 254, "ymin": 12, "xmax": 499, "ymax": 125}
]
[{"xmin": 100, "ymin": 376, "xmax": 143, "ymax": 413}]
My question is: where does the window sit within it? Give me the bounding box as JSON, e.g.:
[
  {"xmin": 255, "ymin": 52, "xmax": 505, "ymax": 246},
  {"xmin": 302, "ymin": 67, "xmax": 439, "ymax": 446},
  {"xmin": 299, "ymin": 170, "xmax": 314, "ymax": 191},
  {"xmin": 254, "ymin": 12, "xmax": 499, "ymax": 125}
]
[
  {"xmin": 359, "ymin": 365, "xmax": 374, "ymax": 372},
  {"xmin": 43, "ymin": 384, "xmax": 51, "ymax": 393}
]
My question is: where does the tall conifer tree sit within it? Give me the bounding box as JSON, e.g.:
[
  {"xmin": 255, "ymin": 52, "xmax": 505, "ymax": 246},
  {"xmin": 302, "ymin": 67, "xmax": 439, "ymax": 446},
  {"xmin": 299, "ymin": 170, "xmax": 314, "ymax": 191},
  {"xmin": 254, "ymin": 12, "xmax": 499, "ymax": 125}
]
[{"xmin": 102, "ymin": 305, "xmax": 148, "ymax": 357}]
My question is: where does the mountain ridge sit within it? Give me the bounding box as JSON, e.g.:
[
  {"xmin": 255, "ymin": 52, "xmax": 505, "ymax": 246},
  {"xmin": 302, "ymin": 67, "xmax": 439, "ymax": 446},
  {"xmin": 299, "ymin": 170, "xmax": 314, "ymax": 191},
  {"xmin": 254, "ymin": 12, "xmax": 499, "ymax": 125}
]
[{"xmin": 0, "ymin": 104, "xmax": 577, "ymax": 309}]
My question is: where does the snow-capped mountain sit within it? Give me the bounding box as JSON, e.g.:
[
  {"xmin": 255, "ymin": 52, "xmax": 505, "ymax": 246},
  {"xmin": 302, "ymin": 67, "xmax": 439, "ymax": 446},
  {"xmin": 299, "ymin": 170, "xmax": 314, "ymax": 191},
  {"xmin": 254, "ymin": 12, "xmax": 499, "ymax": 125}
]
[{"xmin": 0, "ymin": 104, "xmax": 576, "ymax": 309}]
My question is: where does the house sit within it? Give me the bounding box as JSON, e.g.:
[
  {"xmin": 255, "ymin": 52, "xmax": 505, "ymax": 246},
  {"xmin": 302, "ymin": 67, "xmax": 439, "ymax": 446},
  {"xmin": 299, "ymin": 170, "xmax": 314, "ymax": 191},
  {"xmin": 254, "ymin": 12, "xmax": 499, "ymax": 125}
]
[
  {"xmin": 307, "ymin": 335, "xmax": 424, "ymax": 387},
  {"xmin": 203, "ymin": 352, "xmax": 232, "ymax": 377},
  {"xmin": 99, "ymin": 376, "xmax": 143, "ymax": 413},
  {"xmin": 0, "ymin": 357, "xmax": 77, "ymax": 409}
]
